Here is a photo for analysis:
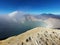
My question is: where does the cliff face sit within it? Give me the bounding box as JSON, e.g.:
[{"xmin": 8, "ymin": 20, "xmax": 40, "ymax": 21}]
[{"xmin": 0, "ymin": 27, "xmax": 60, "ymax": 45}]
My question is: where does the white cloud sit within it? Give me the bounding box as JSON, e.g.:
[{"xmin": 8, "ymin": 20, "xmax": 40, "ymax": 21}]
[
  {"xmin": 7, "ymin": 11, "xmax": 26, "ymax": 23},
  {"xmin": 8, "ymin": 11, "xmax": 19, "ymax": 17},
  {"xmin": 8, "ymin": 11, "xmax": 25, "ymax": 17}
]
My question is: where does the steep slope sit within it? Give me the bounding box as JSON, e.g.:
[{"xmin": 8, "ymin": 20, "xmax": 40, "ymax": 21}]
[
  {"xmin": 44, "ymin": 18, "xmax": 60, "ymax": 28},
  {"xmin": 0, "ymin": 27, "xmax": 60, "ymax": 45}
]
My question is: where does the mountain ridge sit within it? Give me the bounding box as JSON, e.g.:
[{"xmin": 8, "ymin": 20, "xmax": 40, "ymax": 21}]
[{"xmin": 0, "ymin": 27, "xmax": 60, "ymax": 45}]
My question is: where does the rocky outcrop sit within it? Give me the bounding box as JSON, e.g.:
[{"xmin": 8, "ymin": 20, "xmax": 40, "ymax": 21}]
[{"xmin": 0, "ymin": 27, "xmax": 60, "ymax": 45}]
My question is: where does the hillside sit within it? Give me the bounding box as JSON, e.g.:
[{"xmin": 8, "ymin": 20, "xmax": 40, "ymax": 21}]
[
  {"xmin": 44, "ymin": 18, "xmax": 60, "ymax": 28},
  {"xmin": 0, "ymin": 27, "xmax": 60, "ymax": 45}
]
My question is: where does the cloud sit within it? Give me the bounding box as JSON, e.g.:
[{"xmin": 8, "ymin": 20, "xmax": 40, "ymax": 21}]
[
  {"xmin": 8, "ymin": 11, "xmax": 18, "ymax": 17},
  {"xmin": 7, "ymin": 11, "xmax": 25, "ymax": 23},
  {"xmin": 8, "ymin": 11, "xmax": 25, "ymax": 17}
]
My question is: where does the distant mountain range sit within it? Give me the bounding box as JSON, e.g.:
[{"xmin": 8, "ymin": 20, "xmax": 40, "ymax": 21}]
[
  {"xmin": 29, "ymin": 14, "xmax": 60, "ymax": 20},
  {"xmin": 23, "ymin": 13, "xmax": 60, "ymax": 22},
  {"xmin": 36, "ymin": 13, "xmax": 60, "ymax": 19}
]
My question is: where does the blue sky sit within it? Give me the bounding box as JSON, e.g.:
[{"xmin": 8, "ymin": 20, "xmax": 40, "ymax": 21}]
[{"xmin": 0, "ymin": 0, "xmax": 60, "ymax": 14}]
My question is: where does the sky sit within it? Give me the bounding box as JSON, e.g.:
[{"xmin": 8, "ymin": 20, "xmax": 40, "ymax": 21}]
[{"xmin": 0, "ymin": 0, "xmax": 60, "ymax": 14}]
